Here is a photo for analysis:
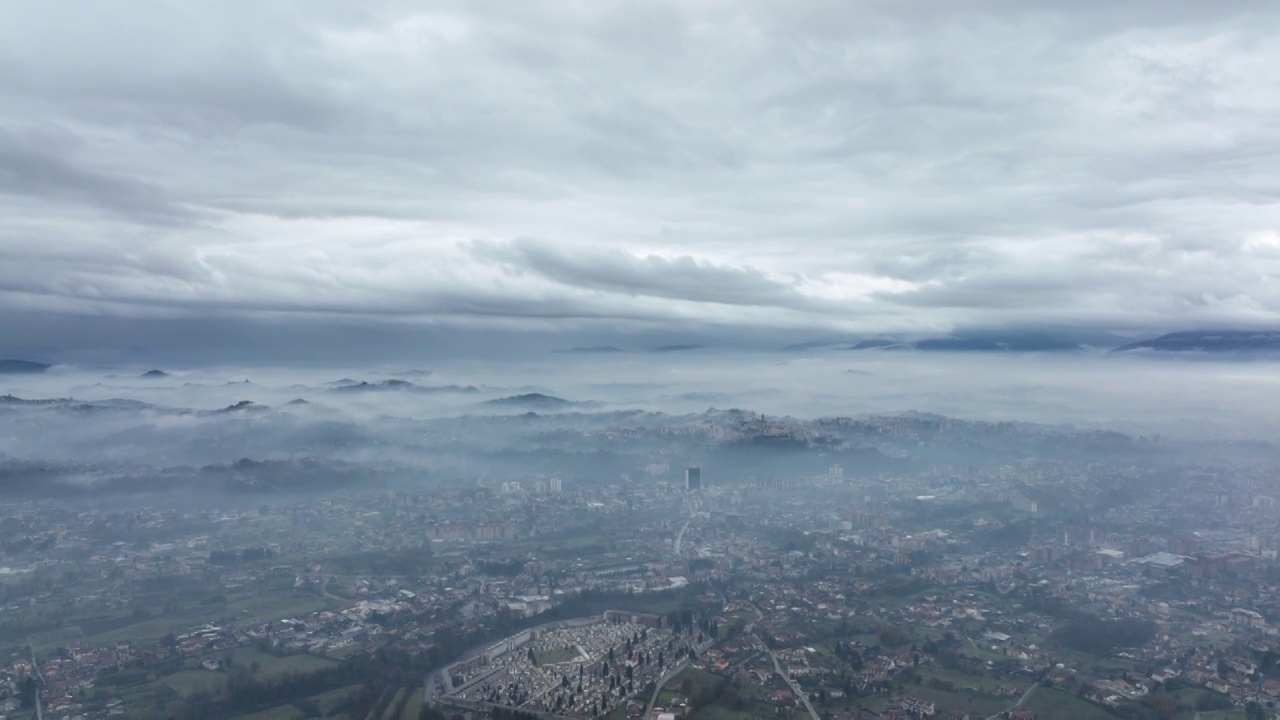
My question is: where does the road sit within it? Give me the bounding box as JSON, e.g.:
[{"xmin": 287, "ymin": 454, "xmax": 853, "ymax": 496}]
[
  {"xmin": 672, "ymin": 496, "xmax": 698, "ymax": 558},
  {"xmin": 673, "ymin": 518, "xmax": 692, "ymax": 557},
  {"xmin": 320, "ymin": 576, "xmax": 346, "ymax": 602},
  {"xmin": 984, "ymin": 680, "xmax": 1039, "ymax": 720},
  {"xmin": 745, "ymin": 601, "xmax": 818, "ymax": 720},
  {"xmin": 641, "ymin": 659, "xmax": 691, "ymax": 719},
  {"xmin": 640, "ymin": 630, "xmax": 720, "ymax": 720},
  {"xmin": 30, "ymin": 647, "xmax": 44, "ymax": 720},
  {"xmin": 760, "ymin": 640, "xmax": 820, "ymax": 720}
]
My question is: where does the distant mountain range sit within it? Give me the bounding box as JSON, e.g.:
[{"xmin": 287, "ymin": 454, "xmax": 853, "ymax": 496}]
[
  {"xmin": 217, "ymin": 400, "xmax": 264, "ymax": 413},
  {"xmin": 0, "ymin": 359, "xmax": 50, "ymax": 374},
  {"xmin": 552, "ymin": 344, "xmax": 706, "ymax": 354},
  {"xmin": 555, "ymin": 346, "xmax": 625, "ymax": 354},
  {"xmin": 788, "ymin": 331, "xmax": 1104, "ymax": 353},
  {"xmin": 328, "ymin": 379, "xmax": 480, "ymax": 394},
  {"xmin": 1111, "ymin": 330, "xmax": 1280, "ymax": 354},
  {"xmin": 786, "ymin": 329, "xmax": 1280, "ymax": 355},
  {"xmin": 482, "ymin": 393, "xmax": 576, "ymax": 409}
]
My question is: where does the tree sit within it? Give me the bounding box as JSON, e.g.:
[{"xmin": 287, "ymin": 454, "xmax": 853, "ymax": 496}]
[
  {"xmin": 18, "ymin": 677, "xmax": 36, "ymax": 709},
  {"xmin": 878, "ymin": 625, "xmax": 909, "ymax": 647}
]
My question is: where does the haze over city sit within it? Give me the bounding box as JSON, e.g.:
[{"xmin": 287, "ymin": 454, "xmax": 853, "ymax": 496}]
[{"xmin": 4, "ymin": 2, "xmax": 1280, "ymax": 720}]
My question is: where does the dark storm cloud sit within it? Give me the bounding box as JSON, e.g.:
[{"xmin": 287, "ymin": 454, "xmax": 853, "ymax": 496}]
[{"xmin": 1, "ymin": 0, "xmax": 1279, "ymax": 354}]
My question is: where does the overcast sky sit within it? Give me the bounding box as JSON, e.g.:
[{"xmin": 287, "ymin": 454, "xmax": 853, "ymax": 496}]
[{"xmin": 2, "ymin": 0, "xmax": 1279, "ymax": 359}]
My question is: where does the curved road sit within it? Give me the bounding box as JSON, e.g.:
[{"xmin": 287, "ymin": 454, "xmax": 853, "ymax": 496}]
[
  {"xmin": 673, "ymin": 518, "xmax": 692, "ymax": 557},
  {"xmin": 641, "ymin": 659, "xmax": 691, "ymax": 719}
]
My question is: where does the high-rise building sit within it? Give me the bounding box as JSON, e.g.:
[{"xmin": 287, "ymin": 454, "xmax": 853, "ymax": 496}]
[
  {"xmin": 549, "ymin": 477, "xmax": 563, "ymax": 493},
  {"xmin": 828, "ymin": 463, "xmax": 844, "ymax": 480},
  {"xmin": 685, "ymin": 467, "xmax": 701, "ymax": 492}
]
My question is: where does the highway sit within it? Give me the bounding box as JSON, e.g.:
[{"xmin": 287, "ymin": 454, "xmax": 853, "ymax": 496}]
[
  {"xmin": 673, "ymin": 518, "xmax": 692, "ymax": 557},
  {"xmin": 672, "ymin": 496, "xmax": 696, "ymax": 557}
]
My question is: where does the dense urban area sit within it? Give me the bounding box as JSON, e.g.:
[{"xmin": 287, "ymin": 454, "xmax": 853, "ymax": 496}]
[{"xmin": 3, "ymin": 394, "xmax": 1280, "ymax": 720}]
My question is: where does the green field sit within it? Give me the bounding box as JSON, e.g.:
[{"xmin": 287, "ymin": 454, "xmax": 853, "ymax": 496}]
[
  {"xmin": 535, "ymin": 645, "xmax": 584, "ymax": 665},
  {"xmin": 658, "ymin": 667, "xmax": 723, "ymax": 709},
  {"xmin": 212, "ymin": 682, "xmax": 366, "ymax": 720},
  {"xmin": 667, "ymin": 667, "xmax": 810, "ymax": 720},
  {"xmin": 87, "ymin": 593, "xmax": 332, "ymax": 646},
  {"xmin": 220, "ymin": 646, "xmax": 339, "ymax": 677},
  {"xmin": 81, "ymin": 645, "xmax": 344, "ymax": 720},
  {"xmin": 230, "ymin": 705, "xmax": 305, "ymax": 720},
  {"xmin": 400, "ymin": 687, "xmax": 424, "ymax": 720},
  {"xmin": 902, "ymin": 680, "xmax": 1014, "ymax": 718},
  {"xmin": 379, "ymin": 687, "xmax": 408, "ymax": 720},
  {"xmin": 159, "ymin": 669, "xmax": 223, "ymax": 697},
  {"xmin": 1022, "ymin": 687, "xmax": 1121, "ymax": 720},
  {"xmin": 1196, "ymin": 710, "xmax": 1247, "ymax": 720},
  {"xmin": 920, "ymin": 664, "xmax": 1021, "ymax": 695}
]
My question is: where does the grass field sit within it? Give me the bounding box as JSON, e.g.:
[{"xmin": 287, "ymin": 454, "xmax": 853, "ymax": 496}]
[
  {"xmin": 690, "ymin": 704, "xmax": 763, "ymax": 720},
  {"xmin": 1022, "ymin": 687, "xmax": 1120, "ymax": 720},
  {"xmin": 921, "ymin": 664, "xmax": 1018, "ymax": 694},
  {"xmin": 160, "ymin": 669, "xmax": 223, "ymax": 697},
  {"xmin": 903, "ymin": 680, "xmax": 1012, "ymax": 718},
  {"xmin": 87, "ymin": 592, "xmax": 332, "ymax": 646},
  {"xmin": 536, "ymin": 645, "xmax": 584, "ymax": 665},
  {"xmin": 220, "ymin": 682, "xmax": 365, "ymax": 720},
  {"xmin": 682, "ymin": 670, "xmax": 811, "ymax": 720},
  {"xmin": 222, "ymin": 646, "xmax": 339, "ymax": 677},
  {"xmin": 98, "ymin": 646, "xmax": 342, "ymax": 715},
  {"xmin": 225, "ymin": 594, "xmax": 332, "ymax": 621},
  {"xmin": 400, "ymin": 686, "xmax": 424, "ymax": 720},
  {"xmin": 87, "ymin": 645, "xmax": 345, "ymax": 719},
  {"xmin": 379, "ymin": 687, "xmax": 408, "ymax": 720},
  {"xmin": 657, "ymin": 667, "xmax": 723, "ymax": 709},
  {"xmin": 326, "ymin": 643, "xmax": 365, "ymax": 660},
  {"xmin": 1196, "ymin": 711, "xmax": 1247, "ymax": 720},
  {"xmin": 230, "ymin": 705, "xmax": 305, "ymax": 720},
  {"xmin": 1163, "ymin": 687, "xmax": 1240, "ymax": 718}
]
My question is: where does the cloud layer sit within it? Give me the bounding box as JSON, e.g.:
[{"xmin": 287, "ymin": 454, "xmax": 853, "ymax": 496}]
[{"xmin": 2, "ymin": 0, "xmax": 1280, "ymax": 352}]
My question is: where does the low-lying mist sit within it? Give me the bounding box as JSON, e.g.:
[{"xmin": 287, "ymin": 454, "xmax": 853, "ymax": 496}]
[{"xmin": 1, "ymin": 351, "xmax": 1276, "ymax": 499}]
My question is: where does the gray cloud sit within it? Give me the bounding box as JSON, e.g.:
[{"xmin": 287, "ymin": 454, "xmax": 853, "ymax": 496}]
[
  {"xmin": 1, "ymin": 0, "xmax": 1279, "ymax": 354},
  {"xmin": 470, "ymin": 238, "xmax": 828, "ymax": 312},
  {"xmin": 0, "ymin": 128, "xmax": 194, "ymax": 223}
]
